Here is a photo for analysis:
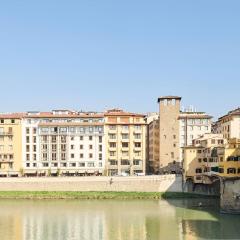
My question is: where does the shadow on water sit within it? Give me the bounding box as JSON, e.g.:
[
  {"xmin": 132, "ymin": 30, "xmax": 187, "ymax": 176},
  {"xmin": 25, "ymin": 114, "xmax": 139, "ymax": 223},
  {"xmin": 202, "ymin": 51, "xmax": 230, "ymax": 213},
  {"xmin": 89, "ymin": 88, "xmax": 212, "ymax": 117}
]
[{"xmin": 161, "ymin": 176, "xmax": 240, "ymax": 240}]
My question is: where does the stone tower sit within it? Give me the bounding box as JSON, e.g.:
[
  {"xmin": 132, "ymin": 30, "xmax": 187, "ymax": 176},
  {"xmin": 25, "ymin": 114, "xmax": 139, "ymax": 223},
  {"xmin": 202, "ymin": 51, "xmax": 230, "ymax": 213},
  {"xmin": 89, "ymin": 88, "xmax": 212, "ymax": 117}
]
[{"xmin": 158, "ymin": 96, "xmax": 181, "ymax": 174}]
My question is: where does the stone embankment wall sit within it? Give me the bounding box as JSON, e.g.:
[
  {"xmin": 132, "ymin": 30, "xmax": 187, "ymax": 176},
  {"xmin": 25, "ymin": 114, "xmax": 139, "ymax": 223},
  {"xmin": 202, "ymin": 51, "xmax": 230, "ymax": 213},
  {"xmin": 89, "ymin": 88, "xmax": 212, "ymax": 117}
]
[
  {"xmin": 220, "ymin": 178, "xmax": 240, "ymax": 214},
  {"xmin": 0, "ymin": 175, "xmax": 183, "ymax": 192}
]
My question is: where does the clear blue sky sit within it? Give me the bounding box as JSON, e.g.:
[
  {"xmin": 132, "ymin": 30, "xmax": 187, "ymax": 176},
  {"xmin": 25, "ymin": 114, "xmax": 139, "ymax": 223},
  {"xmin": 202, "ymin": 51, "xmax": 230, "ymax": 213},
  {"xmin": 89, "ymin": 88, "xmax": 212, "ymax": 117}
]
[{"xmin": 0, "ymin": 0, "xmax": 239, "ymax": 119}]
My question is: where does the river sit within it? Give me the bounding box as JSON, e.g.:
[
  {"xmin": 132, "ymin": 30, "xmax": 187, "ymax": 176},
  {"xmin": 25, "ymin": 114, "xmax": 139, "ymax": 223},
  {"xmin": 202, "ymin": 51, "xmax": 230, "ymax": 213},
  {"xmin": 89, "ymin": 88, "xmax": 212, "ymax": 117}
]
[{"xmin": 0, "ymin": 198, "xmax": 239, "ymax": 240}]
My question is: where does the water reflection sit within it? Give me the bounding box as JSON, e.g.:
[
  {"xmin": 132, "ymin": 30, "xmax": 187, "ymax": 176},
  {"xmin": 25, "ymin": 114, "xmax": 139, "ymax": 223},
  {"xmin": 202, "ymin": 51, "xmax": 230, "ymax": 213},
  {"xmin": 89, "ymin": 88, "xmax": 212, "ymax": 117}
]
[{"xmin": 0, "ymin": 199, "xmax": 239, "ymax": 240}]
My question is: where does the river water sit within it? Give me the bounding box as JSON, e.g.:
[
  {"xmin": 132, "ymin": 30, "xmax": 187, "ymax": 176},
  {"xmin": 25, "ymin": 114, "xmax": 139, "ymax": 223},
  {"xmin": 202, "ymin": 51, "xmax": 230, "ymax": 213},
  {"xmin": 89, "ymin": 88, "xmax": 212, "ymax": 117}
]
[{"xmin": 0, "ymin": 198, "xmax": 239, "ymax": 240}]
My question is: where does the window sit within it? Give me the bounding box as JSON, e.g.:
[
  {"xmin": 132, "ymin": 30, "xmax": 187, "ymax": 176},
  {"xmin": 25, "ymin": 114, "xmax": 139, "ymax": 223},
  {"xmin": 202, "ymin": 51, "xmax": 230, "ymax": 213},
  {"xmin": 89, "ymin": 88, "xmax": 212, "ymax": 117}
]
[
  {"xmin": 43, "ymin": 163, "xmax": 49, "ymax": 167},
  {"xmin": 109, "ymin": 125, "xmax": 116, "ymax": 130},
  {"xmin": 71, "ymin": 154, "xmax": 75, "ymax": 159},
  {"xmin": 61, "ymin": 144, "xmax": 66, "ymax": 151},
  {"xmin": 80, "ymin": 136, "xmax": 84, "ymax": 141},
  {"xmin": 122, "ymin": 125, "xmax": 129, "ymax": 130},
  {"xmin": 196, "ymin": 168, "xmax": 202, "ymax": 174},
  {"xmin": 197, "ymin": 150, "xmax": 202, "ymax": 154},
  {"xmin": 52, "ymin": 153, "xmax": 57, "ymax": 161},
  {"xmin": 26, "ymin": 154, "xmax": 30, "ymax": 161},
  {"xmin": 42, "ymin": 153, "xmax": 47, "ymax": 160},
  {"xmin": 26, "ymin": 145, "xmax": 30, "ymax": 152},
  {"xmin": 99, "ymin": 145, "xmax": 102, "ymax": 151},
  {"xmin": 133, "ymin": 160, "xmax": 141, "ymax": 165},
  {"xmin": 71, "ymin": 136, "xmax": 75, "ymax": 141},
  {"xmin": 198, "ymin": 158, "xmax": 202, "ymax": 163},
  {"xmin": 71, "ymin": 145, "xmax": 74, "ymax": 150},
  {"xmin": 227, "ymin": 168, "xmax": 236, "ymax": 174},
  {"xmin": 61, "ymin": 163, "xmax": 67, "ymax": 167},
  {"xmin": 26, "ymin": 136, "xmax": 30, "ymax": 143},
  {"xmin": 109, "ymin": 134, "xmax": 116, "ymax": 139},
  {"xmin": 79, "ymin": 162, "xmax": 85, "ymax": 167},
  {"xmin": 61, "ymin": 153, "xmax": 66, "ymax": 161},
  {"xmin": 89, "ymin": 145, "xmax": 93, "ymax": 150},
  {"xmin": 173, "ymin": 135, "xmax": 176, "ymax": 139},
  {"xmin": 0, "ymin": 120, "xmax": 4, "ymax": 124},
  {"xmin": 135, "ymin": 125, "xmax": 141, "ymax": 130},
  {"xmin": 88, "ymin": 162, "xmax": 95, "ymax": 167},
  {"xmin": 26, "ymin": 128, "xmax": 30, "ymax": 134},
  {"xmin": 89, "ymin": 153, "xmax": 93, "ymax": 158},
  {"xmin": 33, "ymin": 145, "xmax": 37, "ymax": 152},
  {"xmin": 122, "ymin": 142, "xmax": 129, "ymax": 148},
  {"xmin": 61, "ymin": 136, "xmax": 66, "ymax": 143},
  {"xmin": 80, "ymin": 145, "xmax": 84, "ymax": 150},
  {"xmin": 110, "ymin": 143, "xmax": 116, "ymax": 148},
  {"xmin": 122, "ymin": 134, "xmax": 129, "ymax": 139},
  {"xmin": 52, "ymin": 136, "xmax": 57, "ymax": 143},
  {"xmin": 99, "ymin": 153, "xmax": 102, "ymax": 160},
  {"xmin": 110, "ymin": 151, "xmax": 116, "ymax": 157},
  {"xmin": 171, "ymin": 152, "xmax": 174, "ymax": 158},
  {"xmin": 80, "ymin": 153, "xmax": 84, "ymax": 159},
  {"xmin": 134, "ymin": 134, "xmax": 141, "ymax": 139},
  {"xmin": 89, "ymin": 136, "xmax": 93, "ymax": 141},
  {"xmin": 135, "ymin": 142, "xmax": 141, "ymax": 148},
  {"xmin": 99, "ymin": 136, "xmax": 102, "ymax": 143},
  {"xmin": 33, "ymin": 128, "xmax": 37, "ymax": 134},
  {"xmin": 69, "ymin": 163, "xmax": 76, "ymax": 167}
]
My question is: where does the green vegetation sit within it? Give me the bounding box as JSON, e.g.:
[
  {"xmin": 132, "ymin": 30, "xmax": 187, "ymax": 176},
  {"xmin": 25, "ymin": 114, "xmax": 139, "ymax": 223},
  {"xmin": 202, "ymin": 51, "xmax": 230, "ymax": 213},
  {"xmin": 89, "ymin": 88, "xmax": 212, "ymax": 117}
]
[{"xmin": 0, "ymin": 191, "xmax": 216, "ymax": 200}]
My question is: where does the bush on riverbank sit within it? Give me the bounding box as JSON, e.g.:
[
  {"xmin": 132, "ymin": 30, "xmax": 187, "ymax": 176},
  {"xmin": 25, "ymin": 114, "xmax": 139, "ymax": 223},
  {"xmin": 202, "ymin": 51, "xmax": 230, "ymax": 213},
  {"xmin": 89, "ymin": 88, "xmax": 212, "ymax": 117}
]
[{"xmin": 0, "ymin": 191, "xmax": 217, "ymax": 200}]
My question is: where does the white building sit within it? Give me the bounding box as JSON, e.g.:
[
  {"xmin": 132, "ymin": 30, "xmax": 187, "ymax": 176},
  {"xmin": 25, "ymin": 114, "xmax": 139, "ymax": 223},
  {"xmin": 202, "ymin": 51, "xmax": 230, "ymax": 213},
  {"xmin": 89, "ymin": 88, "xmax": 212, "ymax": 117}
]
[
  {"xmin": 179, "ymin": 110, "xmax": 212, "ymax": 162},
  {"xmin": 22, "ymin": 110, "xmax": 105, "ymax": 176},
  {"xmin": 214, "ymin": 108, "xmax": 240, "ymax": 139}
]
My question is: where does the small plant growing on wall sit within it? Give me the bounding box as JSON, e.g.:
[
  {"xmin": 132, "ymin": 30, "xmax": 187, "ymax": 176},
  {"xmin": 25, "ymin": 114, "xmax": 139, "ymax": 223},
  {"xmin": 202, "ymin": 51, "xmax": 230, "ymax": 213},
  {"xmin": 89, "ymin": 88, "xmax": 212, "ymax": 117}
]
[
  {"xmin": 20, "ymin": 168, "xmax": 24, "ymax": 177},
  {"xmin": 56, "ymin": 168, "xmax": 61, "ymax": 177}
]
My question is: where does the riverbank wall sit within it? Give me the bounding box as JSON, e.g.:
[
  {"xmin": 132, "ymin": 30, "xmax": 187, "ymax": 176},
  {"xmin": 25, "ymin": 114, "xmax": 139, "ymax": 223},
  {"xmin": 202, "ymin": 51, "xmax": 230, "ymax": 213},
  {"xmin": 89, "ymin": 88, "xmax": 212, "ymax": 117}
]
[
  {"xmin": 220, "ymin": 177, "xmax": 240, "ymax": 214},
  {"xmin": 0, "ymin": 175, "xmax": 183, "ymax": 192}
]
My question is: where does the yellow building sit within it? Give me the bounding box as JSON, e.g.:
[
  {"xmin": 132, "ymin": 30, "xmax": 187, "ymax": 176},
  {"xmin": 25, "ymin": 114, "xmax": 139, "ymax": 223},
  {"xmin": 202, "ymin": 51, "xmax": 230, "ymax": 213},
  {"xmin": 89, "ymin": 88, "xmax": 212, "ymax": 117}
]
[
  {"xmin": 183, "ymin": 134, "xmax": 225, "ymax": 183},
  {"xmin": 218, "ymin": 138, "xmax": 240, "ymax": 178},
  {"xmin": 104, "ymin": 109, "xmax": 146, "ymax": 176},
  {"xmin": 0, "ymin": 114, "xmax": 24, "ymax": 176}
]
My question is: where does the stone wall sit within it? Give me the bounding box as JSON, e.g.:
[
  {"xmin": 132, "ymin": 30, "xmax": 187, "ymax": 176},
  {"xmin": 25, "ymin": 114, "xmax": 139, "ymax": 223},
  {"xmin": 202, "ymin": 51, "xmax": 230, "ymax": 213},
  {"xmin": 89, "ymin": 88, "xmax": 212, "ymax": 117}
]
[
  {"xmin": 220, "ymin": 178, "xmax": 240, "ymax": 214},
  {"xmin": 0, "ymin": 175, "xmax": 183, "ymax": 192}
]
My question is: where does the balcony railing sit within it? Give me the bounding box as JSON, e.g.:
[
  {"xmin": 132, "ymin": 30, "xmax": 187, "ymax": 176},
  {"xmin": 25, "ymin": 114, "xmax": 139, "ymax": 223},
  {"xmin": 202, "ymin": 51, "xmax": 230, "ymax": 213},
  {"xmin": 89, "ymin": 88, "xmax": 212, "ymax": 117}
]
[{"xmin": 0, "ymin": 132, "xmax": 13, "ymax": 136}]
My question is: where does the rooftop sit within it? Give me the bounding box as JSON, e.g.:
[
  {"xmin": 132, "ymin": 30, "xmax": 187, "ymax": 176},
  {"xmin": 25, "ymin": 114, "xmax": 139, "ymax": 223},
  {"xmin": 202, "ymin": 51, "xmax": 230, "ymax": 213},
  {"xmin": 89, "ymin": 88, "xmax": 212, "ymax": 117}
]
[{"xmin": 158, "ymin": 96, "xmax": 182, "ymax": 102}]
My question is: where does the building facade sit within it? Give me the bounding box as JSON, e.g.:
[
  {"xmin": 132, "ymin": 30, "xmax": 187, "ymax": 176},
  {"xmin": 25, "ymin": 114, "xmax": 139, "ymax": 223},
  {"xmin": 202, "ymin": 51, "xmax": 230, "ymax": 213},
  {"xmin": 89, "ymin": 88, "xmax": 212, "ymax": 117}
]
[
  {"xmin": 158, "ymin": 96, "xmax": 181, "ymax": 174},
  {"xmin": 0, "ymin": 114, "xmax": 23, "ymax": 177},
  {"xmin": 214, "ymin": 108, "xmax": 240, "ymax": 139},
  {"xmin": 21, "ymin": 110, "xmax": 105, "ymax": 176},
  {"xmin": 183, "ymin": 133, "xmax": 226, "ymax": 184},
  {"xmin": 104, "ymin": 109, "xmax": 146, "ymax": 176},
  {"xmin": 148, "ymin": 118, "xmax": 159, "ymax": 174}
]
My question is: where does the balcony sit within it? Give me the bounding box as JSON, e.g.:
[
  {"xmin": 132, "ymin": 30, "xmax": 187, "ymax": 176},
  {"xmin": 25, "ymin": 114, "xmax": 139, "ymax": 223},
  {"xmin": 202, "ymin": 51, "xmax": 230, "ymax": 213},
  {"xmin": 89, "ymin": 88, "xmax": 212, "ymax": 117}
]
[
  {"xmin": 121, "ymin": 138, "xmax": 129, "ymax": 143},
  {"xmin": 109, "ymin": 155, "xmax": 117, "ymax": 160},
  {"xmin": 108, "ymin": 129, "xmax": 117, "ymax": 134},
  {"xmin": 0, "ymin": 158, "xmax": 14, "ymax": 163},
  {"xmin": 0, "ymin": 132, "xmax": 13, "ymax": 136},
  {"xmin": 121, "ymin": 155, "xmax": 129, "ymax": 160},
  {"xmin": 134, "ymin": 129, "xmax": 142, "ymax": 134},
  {"xmin": 109, "ymin": 138, "xmax": 117, "ymax": 142},
  {"xmin": 134, "ymin": 147, "xmax": 142, "ymax": 151}
]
